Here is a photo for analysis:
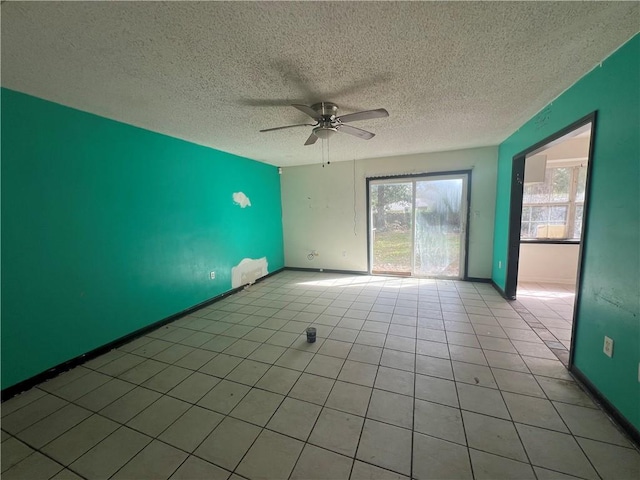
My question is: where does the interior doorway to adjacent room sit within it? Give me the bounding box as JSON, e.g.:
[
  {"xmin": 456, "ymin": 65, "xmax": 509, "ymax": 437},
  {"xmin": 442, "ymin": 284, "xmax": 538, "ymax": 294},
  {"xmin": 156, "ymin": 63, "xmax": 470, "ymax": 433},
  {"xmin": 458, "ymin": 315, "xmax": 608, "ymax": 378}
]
[{"xmin": 506, "ymin": 115, "xmax": 595, "ymax": 365}]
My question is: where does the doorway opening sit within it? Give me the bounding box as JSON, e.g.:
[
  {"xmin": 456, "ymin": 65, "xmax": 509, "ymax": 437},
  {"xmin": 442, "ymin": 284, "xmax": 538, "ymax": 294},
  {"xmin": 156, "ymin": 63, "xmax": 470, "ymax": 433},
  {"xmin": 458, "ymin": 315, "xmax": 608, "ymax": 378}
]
[
  {"xmin": 367, "ymin": 171, "xmax": 470, "ymax": 279},
  {"xmin": 505, "ymin": 113, "xmax": 596, "ymax": 366}
]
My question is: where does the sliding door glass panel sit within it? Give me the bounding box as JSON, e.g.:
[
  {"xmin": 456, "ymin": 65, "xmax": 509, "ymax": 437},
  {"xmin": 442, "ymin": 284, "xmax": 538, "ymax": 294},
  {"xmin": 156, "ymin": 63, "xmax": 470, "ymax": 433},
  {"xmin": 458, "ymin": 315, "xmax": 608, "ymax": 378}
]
[
  {"xmin": 414, "ymin": 178, "xmax": 465, "ymax": 278},
  {"xmin": 370, "ymin": 181, "xmax": 413, "ymax": 275}
]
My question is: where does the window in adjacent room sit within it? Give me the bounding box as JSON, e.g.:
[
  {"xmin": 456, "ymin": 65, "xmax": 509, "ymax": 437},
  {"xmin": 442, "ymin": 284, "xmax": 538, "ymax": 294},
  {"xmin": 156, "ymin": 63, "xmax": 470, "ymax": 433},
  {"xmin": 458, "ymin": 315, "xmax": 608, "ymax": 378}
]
[
  {"xmin": 520, "ymin": 123, "xmax": 591, "ymax": 242},
  {"xmin": 520, "ymin": 164, "xmax": 588, "ymax": 240}
]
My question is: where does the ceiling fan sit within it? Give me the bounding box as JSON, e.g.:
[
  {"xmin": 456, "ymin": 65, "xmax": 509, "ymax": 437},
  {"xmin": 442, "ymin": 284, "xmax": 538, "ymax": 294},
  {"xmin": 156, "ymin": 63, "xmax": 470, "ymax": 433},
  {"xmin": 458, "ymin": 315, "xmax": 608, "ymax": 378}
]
[{"xmin": 260, "ymin": 102, "xmax": 389, "ymax": 146}]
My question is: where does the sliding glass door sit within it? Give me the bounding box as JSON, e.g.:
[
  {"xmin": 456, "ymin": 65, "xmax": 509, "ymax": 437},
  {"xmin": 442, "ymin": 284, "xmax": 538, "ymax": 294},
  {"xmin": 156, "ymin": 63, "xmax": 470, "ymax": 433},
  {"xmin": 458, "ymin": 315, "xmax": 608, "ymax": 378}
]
[
  {"xmin": 414, "ymin": 176, "xmax": 466, "ymax": 277},
  {"xmin": 370, "ymin": 181, "xmax": 413, "ymax": 275},
  {"xmin": 369, "ymin": 173, "xmax": 468, "ymax": 279}
]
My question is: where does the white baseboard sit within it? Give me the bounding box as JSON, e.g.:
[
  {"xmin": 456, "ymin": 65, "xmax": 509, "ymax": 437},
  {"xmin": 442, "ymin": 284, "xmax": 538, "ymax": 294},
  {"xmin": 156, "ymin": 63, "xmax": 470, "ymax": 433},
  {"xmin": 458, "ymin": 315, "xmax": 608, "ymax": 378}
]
[{"xmin": 518, "ymin": 275, "xmax": 576, "ymax": 285}]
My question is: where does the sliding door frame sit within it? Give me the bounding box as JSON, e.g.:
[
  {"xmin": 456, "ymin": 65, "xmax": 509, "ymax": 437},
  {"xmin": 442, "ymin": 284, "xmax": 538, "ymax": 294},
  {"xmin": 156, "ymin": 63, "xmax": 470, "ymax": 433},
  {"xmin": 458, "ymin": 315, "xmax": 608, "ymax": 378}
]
[{"xmin": 366, "ymin": 169, "xmax": 473, "ymax": 279}]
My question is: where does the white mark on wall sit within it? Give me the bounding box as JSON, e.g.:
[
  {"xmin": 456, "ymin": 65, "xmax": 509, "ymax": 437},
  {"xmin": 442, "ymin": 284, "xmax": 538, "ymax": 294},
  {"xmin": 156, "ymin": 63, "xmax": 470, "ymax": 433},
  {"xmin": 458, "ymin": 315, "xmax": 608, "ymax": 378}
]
[
  {"xmin": 233, "ymin": 192, "xmax": 252, "ymax": 208},
  {"xmin": 232, "ymin": 257, "xmax": 268, "ymax": 288}
]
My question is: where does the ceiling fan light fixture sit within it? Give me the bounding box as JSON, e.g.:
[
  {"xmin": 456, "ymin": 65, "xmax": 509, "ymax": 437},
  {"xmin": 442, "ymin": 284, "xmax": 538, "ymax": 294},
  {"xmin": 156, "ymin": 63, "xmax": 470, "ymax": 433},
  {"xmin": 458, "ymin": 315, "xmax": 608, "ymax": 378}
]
[{"xmin": 313, "ymin": 126, "xmax": 337, "ymax": 139}]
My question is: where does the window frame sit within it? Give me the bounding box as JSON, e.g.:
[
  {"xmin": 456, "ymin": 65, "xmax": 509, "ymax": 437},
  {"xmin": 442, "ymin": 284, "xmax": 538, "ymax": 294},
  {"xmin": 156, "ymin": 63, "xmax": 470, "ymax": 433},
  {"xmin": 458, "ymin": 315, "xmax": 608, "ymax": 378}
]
[{"xmin": 520, "ymin": 164, "xmax": 586, "ymax": 243}]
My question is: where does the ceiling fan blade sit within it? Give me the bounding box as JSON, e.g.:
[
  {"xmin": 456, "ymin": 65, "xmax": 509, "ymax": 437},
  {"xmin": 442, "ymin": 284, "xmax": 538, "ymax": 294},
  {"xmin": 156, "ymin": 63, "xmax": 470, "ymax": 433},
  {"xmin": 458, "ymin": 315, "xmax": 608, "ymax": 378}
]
[
  {"xmin": 304, "ymin": 133, "xmax": 318, "ymax": 146},
  {"xmin": 292, "ymin": 104, "xmax": 321, "ymax": 120},
  {"xmin": 260, "ymin": 123, "xmax": 314, "ymax": 132},
  {"xmin": 337, "ymin": 124, "xmax": 375, "ymax": 140},
  {"xmin": 337, "ymin": 108, "xmax": 389, "ymax": 123}
]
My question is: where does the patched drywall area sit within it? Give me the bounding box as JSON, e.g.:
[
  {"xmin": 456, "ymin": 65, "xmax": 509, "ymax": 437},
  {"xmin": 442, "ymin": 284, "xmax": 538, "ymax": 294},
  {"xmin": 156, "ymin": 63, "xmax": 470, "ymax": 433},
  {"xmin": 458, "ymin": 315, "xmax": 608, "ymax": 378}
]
[
  {"xmin": 233, "ymin": 191, "xmax": 251, "ymax": 208},
  {"xmin": 232, "ymin": 257, "xmax": 268, "ymax": 288},
  {"xmin": 281, "ymin": 146, "xmax": 497, "ymax": 278}
]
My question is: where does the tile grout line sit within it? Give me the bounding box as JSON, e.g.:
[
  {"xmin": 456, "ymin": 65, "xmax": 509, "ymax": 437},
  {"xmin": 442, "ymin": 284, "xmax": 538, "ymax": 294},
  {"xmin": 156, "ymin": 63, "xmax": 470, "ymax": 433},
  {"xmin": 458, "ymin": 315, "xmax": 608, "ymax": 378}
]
[
  {"xmin": 410, "ymin": 280, "xmax": 419, "ymax": 480},
  {"xmin": 286, "ymin": 337, "xmax": 358, "ymax": 480},
  {"xmin": 456, "ymin": 281, "xmax": 481, "ymax": 480},
  {"xmin": 345, "ymin": 286, "xmax": 388, "ymax": 480}
]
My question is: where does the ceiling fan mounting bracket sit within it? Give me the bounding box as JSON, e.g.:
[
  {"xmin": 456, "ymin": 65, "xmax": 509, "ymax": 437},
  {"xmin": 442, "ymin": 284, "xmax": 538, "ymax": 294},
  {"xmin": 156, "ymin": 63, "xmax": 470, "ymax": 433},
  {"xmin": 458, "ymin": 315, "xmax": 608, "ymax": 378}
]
[{"xmin": 310, "ymin": 102, "xmax": 339, "ymax": 121}]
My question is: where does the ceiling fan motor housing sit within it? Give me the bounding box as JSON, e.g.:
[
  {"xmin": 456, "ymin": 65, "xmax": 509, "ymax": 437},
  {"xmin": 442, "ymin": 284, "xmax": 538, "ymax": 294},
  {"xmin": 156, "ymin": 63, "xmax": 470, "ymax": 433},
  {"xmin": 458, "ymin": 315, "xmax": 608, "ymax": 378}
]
[{"xmin": 311, "ymin": 102, "xmax": 339, "ymax": 139}]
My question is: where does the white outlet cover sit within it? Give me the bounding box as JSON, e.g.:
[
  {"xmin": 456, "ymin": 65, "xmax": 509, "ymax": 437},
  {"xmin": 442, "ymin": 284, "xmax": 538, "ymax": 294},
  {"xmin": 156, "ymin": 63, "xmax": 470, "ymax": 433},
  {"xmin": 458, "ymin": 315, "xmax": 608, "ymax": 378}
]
[
  {"xmin": 603, "ymin": 336, "xmax": 614, "ymax": 358},
  {"xmin": 210, "ymin": 271, "xmax": 216, "ymax": 280}
]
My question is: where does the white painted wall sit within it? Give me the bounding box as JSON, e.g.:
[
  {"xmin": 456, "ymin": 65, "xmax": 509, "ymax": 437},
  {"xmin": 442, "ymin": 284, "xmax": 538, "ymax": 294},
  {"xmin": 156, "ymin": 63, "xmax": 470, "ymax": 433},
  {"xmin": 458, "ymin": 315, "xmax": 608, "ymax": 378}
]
[
  {"xmin": 518, "ymin": 243, "xmax": 580, "ymax": 284},
  {"xmin": 281, "ymin": 147, "xmax": 498, "ymax": 278}
]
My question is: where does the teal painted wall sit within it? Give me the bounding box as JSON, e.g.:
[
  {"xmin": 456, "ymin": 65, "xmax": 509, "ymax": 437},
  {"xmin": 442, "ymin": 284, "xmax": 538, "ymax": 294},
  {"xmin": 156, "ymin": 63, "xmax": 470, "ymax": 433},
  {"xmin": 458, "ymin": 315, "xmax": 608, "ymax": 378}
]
[
  {"xmin": 492, "ymin": 35, "xmax": 639, "ymax": 429},
  {"xmin": 1, "ymin": 88, "xmax": 284, "ymax": 390}
]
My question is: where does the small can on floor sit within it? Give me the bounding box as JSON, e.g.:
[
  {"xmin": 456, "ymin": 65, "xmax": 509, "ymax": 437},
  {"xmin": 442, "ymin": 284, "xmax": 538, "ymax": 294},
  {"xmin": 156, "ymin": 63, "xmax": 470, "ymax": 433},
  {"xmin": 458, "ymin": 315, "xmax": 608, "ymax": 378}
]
[{"xmin": 306, "ymin": 327, "xmax": 316, "ymax": 343}]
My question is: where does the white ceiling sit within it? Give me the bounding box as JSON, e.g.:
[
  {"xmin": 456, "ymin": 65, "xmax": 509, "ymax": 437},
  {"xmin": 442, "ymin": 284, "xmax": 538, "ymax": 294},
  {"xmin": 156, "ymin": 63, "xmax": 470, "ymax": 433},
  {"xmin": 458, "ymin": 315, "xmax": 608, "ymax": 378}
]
[{"xmin": 1, "ymin": 2, "xmax": 637, "ymax": 167}]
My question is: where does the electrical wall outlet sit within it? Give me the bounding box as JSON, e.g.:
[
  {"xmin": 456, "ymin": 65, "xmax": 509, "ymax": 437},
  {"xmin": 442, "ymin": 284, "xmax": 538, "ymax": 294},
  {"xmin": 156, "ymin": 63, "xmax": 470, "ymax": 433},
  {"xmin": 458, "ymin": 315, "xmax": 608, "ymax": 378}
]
[
  {"xmin": 498, "ymin": 261, "xmax": 502, "ymax": 269},
  {"xmin": 210, "ymin": 271, "xmax": 216, "ymax": 280},
  {"xmin": 603, "ymin": 336, "xmax": 614, "ymax": 358}
]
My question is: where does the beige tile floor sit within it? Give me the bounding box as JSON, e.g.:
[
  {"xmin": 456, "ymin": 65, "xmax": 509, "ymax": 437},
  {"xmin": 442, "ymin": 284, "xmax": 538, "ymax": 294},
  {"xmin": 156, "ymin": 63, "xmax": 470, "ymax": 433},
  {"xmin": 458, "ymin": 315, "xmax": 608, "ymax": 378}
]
[
  {"xmin": 516, "ymin": 282, "xmax": 577, "ymax": 365},
  {"xmin": 2, "ymin": 271, "xmax": 638, "ymax": 479}
]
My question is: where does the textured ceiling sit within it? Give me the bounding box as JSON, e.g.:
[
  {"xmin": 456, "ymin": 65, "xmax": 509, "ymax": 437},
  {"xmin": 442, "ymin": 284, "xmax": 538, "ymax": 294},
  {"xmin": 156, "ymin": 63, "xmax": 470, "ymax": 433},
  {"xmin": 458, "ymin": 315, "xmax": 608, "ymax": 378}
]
[{"xmin": 1, "ymin": 2, "xmax": 637, "ymax": 166}]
